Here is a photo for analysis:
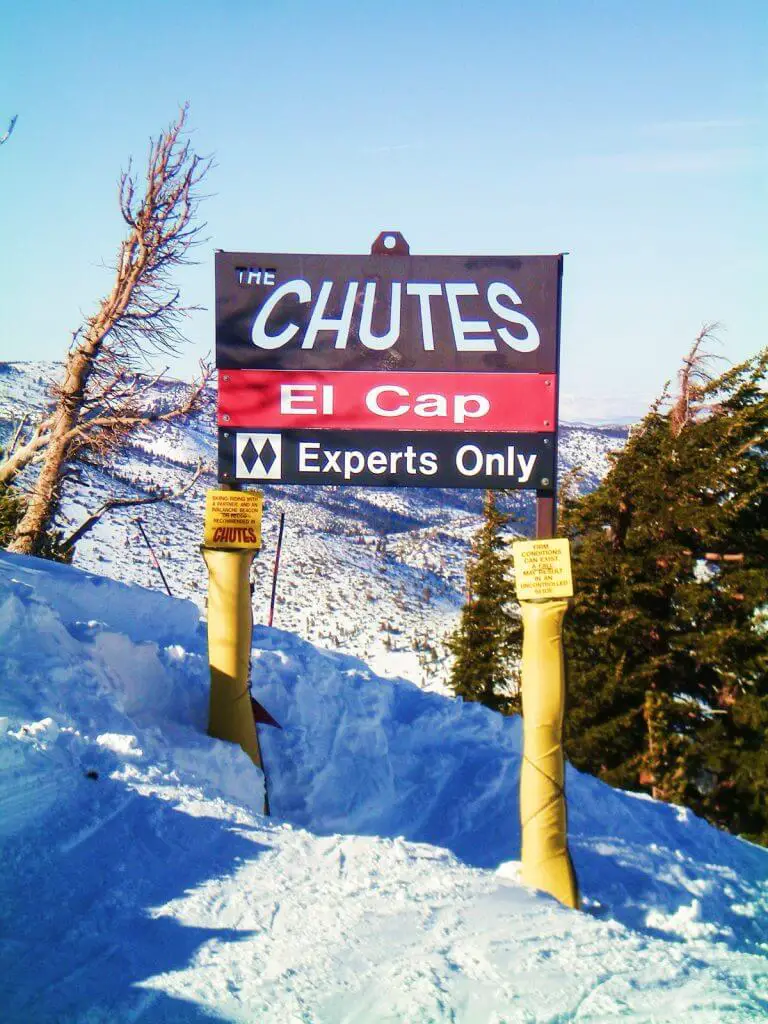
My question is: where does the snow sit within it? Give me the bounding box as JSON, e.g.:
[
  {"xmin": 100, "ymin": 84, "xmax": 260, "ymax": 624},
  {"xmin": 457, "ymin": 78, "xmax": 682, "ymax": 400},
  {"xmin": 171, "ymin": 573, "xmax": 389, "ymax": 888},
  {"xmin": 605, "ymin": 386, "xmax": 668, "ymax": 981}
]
[
  {"xmin": 1, "ymin": 551, "xmax": 767, "ymax": 1022},
  {"xmin": 0, "ymin": 361, "xmax": 628, "ymax": 694}
]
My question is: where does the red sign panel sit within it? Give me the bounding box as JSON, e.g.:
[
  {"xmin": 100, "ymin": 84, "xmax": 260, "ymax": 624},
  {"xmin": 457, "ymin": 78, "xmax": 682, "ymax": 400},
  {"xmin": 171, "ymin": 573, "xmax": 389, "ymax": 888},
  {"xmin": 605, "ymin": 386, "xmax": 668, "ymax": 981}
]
[{"xmin": 219, "ymin": 370, "xmax": 557, "ymax": 433}]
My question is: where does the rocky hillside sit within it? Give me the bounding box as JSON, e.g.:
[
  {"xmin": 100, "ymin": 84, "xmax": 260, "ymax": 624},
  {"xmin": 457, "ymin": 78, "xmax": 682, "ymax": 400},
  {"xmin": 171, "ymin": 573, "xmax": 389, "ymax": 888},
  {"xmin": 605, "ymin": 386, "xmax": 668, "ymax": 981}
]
[{"xmin": 0, "ymin": 361, "xmax": 628, "ymax": 691}]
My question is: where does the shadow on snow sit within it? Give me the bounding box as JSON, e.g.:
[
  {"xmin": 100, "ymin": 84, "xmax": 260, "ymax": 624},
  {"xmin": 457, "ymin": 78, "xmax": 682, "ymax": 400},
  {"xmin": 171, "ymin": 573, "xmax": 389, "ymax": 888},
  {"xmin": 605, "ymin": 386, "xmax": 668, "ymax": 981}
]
[{"xmin": 0, "ymin": 771, "xmax": 267, "ymax": 1023}]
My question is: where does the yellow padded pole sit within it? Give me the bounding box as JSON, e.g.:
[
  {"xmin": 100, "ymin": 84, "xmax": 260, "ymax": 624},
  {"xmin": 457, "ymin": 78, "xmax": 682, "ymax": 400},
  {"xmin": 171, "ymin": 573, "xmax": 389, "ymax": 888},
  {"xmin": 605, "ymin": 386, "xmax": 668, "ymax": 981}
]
[
  {"xmin": 201, "ymin": 546, "xmax": 263, "ymax": 770},
  {"xmin": 519, "ymin": 598, "xmax": 579, "ymax": 909}
]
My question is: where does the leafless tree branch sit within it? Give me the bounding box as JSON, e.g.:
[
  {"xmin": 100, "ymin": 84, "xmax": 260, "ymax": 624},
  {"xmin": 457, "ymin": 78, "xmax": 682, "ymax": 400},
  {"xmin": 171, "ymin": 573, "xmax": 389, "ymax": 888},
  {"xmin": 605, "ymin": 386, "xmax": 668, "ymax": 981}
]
[
  {"xmin": 5, "ymin": 415, "xmax": 30, "ymax": 457},
  {"xmin": 59, "ymin": 460, "xmax": 205, "ymax": 553},
  {"xmin": 0, "ymin": 420, "xmax": 52, "ymax": 486},
  {"xmin": 669, "ymin": 323, "xmax": 724, "ymax": 436}
]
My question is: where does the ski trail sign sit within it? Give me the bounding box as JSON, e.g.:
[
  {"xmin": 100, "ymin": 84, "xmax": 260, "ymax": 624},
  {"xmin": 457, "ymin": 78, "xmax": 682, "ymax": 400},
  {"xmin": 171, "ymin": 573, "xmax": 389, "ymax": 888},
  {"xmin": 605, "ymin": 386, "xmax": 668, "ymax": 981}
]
[{"xmin": 215, "ymin": 234, "xmax": 563, "ymax": 492}]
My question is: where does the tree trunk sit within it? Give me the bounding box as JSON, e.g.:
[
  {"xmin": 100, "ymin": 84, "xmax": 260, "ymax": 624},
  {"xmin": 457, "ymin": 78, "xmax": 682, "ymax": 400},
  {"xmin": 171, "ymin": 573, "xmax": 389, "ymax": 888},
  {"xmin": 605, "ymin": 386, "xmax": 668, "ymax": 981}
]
[
  {"xmin": 8, "ymin": 353, "xmax": 90, "ymax": 555},
  {"xmin": 642, "ymin": 690, "xmax": 664, "ymax": 801},
  {"xmin": 9, "ymin": 434, "xmax": 70, "ymax": 555}
]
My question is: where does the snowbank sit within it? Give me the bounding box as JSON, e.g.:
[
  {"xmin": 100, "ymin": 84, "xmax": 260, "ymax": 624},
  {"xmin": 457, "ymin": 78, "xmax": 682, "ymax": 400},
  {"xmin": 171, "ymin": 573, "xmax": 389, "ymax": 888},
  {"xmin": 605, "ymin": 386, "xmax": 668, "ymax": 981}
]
[{"xmin": 1, "ymin": 551, "xmax": 766, "ymax": 1022}]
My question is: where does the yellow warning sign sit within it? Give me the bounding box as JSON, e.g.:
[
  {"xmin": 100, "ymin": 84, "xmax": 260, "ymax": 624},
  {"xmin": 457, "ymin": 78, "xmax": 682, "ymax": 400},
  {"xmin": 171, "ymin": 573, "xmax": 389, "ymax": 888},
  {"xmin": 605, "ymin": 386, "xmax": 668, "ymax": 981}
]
[
  {"xmin": 512, "ymin": 538, "xmax": 573, "ymax": 600},
  {"xmin": 204, "ymin": 489, "xmax": 263, "ymax": 549}
]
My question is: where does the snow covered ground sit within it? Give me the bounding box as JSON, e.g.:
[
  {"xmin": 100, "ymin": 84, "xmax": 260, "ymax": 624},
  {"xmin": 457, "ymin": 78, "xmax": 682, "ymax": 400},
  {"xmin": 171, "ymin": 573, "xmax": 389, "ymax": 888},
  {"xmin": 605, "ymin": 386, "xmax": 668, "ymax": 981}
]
[
  {"xmin": 1, "ymin": 551, "xmax": 767, "ymax": 1022},
  {"xmin": 0, "ymin": 361, "xmax": 627, "ymax": 694}
]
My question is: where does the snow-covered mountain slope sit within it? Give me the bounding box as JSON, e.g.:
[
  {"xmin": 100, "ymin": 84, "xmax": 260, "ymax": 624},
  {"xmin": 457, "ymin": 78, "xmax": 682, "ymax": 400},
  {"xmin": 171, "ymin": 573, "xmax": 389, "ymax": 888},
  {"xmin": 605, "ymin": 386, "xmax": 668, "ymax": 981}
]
[
  {"xmin": 1, "ymin": 552, "xmax": 766, "ymax": 1023},
  {"xmin": 0, "ymin": 361, "xmax": 627, "ymax": 692}
]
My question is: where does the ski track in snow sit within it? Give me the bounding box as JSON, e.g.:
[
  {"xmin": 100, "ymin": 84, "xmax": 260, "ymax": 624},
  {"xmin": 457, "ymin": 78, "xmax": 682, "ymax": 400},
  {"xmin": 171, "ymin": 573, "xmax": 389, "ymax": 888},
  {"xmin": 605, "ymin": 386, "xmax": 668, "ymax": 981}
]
[{"xmin": 0, "ymin": 551, "xmax": 767, "ymax": 1023}]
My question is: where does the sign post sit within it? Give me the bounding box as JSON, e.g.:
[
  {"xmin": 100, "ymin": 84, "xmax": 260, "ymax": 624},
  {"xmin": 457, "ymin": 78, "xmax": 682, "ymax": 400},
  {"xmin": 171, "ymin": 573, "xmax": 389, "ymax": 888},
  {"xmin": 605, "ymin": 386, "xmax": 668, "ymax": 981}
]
[
  {"xmin": 513, "ymin": 538, "xmax": 578, "ymax": 909},
  {"xmin": 201, "ymin": 488, "xmax": 265, "ymax": 783},
  {"xmin": 211, "ymin": 233, "xmax": 576, "ymax": 901},
  {"xmin": 534, "ymin": 253, "xmax": 563, "ymax": 540}
]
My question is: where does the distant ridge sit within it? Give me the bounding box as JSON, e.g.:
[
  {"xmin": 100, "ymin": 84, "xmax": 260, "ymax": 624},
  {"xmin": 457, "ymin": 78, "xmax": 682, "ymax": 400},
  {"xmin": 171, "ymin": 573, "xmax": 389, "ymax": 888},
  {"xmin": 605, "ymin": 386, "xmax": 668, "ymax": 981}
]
[{"xmin": 563, "ymin": 415, "xmax": 640, "ymax": 428}]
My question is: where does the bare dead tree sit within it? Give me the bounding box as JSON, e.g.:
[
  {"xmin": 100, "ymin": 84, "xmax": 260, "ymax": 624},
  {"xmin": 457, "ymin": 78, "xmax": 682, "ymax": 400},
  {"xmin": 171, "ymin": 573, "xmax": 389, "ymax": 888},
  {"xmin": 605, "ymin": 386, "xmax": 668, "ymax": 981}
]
[
  {"xmin": 1, "ymin": 115, "xmax": 17, "ymax": 146},
  {"xmin": 669, "ymin": 323, "xmax": 723, "ymax": 436},
  {"xmin": 3, "ymin": 105, "xmax": 213, "ymax": 556}
]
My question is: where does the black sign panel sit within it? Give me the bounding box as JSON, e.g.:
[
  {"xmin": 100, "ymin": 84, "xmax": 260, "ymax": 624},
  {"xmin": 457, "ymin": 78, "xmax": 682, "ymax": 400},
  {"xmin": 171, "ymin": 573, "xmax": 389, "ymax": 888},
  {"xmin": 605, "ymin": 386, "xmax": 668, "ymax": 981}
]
[
  {"xmin": 218, "ymin": 428, "xmax": 554, "ymax": 490},
  {"xmin": 216, "ymin": 251, "xmax": 561, "ymax": 374}
]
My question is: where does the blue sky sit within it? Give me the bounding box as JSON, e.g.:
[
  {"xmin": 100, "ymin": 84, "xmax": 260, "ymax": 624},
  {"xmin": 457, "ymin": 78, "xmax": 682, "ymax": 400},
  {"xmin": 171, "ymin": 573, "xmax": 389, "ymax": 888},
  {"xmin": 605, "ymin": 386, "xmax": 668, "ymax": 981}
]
[{"xmin": 1, "ymin": 0, "xmax": 765, "ymax": 419}]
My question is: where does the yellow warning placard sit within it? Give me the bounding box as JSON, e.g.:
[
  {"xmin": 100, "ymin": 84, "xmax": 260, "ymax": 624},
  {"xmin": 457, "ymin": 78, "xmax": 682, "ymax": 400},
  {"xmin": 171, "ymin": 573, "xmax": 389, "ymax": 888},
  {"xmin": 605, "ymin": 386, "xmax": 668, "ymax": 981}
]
[
  {"xmin": 204, "ymin": 489, "xmax": 263, "ymax": 549},
  {"xmin": 512, "ymin": 538, "xmax": 573, "ymax": 600}
]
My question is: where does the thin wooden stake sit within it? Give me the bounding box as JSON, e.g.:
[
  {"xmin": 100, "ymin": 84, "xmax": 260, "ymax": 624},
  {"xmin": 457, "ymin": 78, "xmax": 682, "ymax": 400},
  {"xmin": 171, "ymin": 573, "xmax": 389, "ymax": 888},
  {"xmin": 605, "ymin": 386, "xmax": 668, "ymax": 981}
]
[
  {"xmin": 134, "ymin": 518, "xmax": 172, "ymax": 597},
  {"xmin": 268, "ymin": 512, "xmax": 286, "ymax": 627}
]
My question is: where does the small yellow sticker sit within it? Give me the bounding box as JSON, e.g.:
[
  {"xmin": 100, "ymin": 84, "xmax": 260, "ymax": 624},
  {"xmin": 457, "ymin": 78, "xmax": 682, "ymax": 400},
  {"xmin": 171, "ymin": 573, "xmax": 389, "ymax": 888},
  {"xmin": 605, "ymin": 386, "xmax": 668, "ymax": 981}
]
[
  {"xmin": 512, "ymin": 538, "xmax": 573, "ymax": 600},
  {"xmin": 204, "ymin": 489, "xmax": 263, "ymax": 549}
]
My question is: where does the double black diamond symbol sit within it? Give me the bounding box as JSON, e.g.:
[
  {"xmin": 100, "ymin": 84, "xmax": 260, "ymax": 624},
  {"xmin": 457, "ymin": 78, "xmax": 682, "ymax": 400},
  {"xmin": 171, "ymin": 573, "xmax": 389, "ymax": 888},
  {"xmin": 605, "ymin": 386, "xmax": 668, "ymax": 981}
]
[
  {"xmin": 236, "ymin": 433, "xmax": 282, "ymax": 480},
  {"xmin": 241, "ymin": 437, "xmax": 276, "ymax": 474}
]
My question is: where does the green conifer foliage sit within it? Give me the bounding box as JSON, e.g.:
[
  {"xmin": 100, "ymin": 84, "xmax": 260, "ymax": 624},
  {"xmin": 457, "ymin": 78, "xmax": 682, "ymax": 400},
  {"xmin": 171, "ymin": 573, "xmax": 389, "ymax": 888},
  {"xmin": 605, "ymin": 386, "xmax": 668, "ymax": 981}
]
[
  {"xmin": 0, "ymin": 480, "xmax": 71, "ymax": 562},
  {"xmin": 447, "ymin": 491, "xmax": 522, "ymax": 716},
  {"xmin": 0, "ymin": 483, "xmax": 25, "ymax": 548},
  {"xmin": 562, "ymin": 345, "xmax": 768, "ymax": 842}
]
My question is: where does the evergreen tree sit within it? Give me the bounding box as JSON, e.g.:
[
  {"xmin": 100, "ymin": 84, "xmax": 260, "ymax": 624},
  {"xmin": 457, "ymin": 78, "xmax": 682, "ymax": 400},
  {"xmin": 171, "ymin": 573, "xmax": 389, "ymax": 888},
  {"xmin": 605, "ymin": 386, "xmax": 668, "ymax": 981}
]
[
  {"xmin": 447, "ymin": 490, "xmax": 522, "ymax": 715},
  {"xmin": 562, "ymin": 339, "xmax": 768, "ymax": 842}
]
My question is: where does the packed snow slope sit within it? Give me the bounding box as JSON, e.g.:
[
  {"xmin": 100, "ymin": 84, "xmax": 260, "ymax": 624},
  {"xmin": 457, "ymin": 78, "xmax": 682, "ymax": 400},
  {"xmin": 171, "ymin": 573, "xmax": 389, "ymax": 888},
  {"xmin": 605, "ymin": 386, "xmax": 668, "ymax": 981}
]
[{"xmin": 1, "ymin": 553, "xmax": 767, "ymax": 1023}]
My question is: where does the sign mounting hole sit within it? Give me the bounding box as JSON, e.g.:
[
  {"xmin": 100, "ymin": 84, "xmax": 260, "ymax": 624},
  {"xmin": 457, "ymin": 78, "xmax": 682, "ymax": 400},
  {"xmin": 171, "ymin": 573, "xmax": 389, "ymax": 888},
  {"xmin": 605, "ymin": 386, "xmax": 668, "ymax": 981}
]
[{"xmin": 370, "ymin": 230, "xmax": 410, "ymax": 255}]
